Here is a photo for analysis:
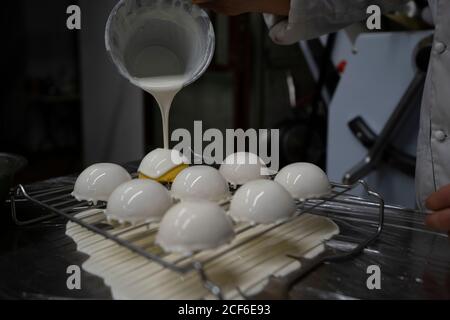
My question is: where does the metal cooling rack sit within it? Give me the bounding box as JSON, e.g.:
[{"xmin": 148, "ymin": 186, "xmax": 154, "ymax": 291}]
[{"xmin": 10, "ymin": 179, "xmax": 385, "ymax": 299}]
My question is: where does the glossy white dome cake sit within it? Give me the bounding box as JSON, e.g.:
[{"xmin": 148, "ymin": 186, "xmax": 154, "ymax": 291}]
[
  {"xmin": 156, "ymin": 201, "xmax": 235, "ymax": 254},
  {"xmin": 138, "ymin": 148, "xmax": 189, "ymax": 183},
  {"xmin": 219, "ymin": 152, "xmax": 269, "ymax": 186},
  {"xmin": 275, "ymin": 163, "xmax": 331, "ymax": 200},
  {"xmin": 171, "ymin": 165, "xmax": 230, "ymax": 202},
  {"xmin": 72, "ymin": 163, "xmax": 131, "ymax": 204},
  {"xmin": 105, "ymin": 179, "xmax": 172, "ymax": 224},
  {"xmin": 229, "ymin": 179, "xmax": 296, "ymax": 225}
]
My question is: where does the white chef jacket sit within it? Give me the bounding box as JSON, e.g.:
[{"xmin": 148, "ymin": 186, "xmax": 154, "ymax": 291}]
[{"xmin": 265, "ymin": 0, "xmax": 450, "ymax": 209}]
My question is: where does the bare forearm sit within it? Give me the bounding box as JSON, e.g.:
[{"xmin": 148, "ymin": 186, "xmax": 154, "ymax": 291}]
[
  {"xmin": 192, "ymin": 0, "xmax": 290, "ymax": 16},
  {"xmin": 249, "ymin": 0, "xmax": 290, "ymax": 16}
]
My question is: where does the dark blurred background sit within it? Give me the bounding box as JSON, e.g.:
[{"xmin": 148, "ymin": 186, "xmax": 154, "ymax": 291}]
[{"xmin": 1, "ymin": 1, "xmax": 82, "ymax": 183}]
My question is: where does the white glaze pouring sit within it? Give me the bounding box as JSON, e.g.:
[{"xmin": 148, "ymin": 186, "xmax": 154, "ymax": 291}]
[{"xmin": 105, "ymin": 0, "xmax": 215, "ymax": 149}]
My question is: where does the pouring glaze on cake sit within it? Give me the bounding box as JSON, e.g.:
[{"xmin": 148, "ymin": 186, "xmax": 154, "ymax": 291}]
[
  {"xmin": 131, "ymin": 46, "xmax": 186, "ymax": 149},
  {"xmin": 105, "ymin": 0, "xmax": 215, "ymax": 150}
]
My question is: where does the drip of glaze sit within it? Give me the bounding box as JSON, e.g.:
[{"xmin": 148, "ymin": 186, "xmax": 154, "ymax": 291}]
[{"xmin": 131, "ymin": 46, "xmax": 186, "ymax": 149}]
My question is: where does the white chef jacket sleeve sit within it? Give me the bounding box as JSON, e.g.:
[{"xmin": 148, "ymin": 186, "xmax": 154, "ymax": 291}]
[{"xmin": 264, "ymin": 0, "xmax": 409, "ymax": 45}]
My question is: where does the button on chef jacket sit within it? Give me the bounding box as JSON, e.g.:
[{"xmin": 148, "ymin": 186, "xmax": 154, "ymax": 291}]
[{"xmin": 264, "ymin": 0, "xmax": 450, "ymax": 209}]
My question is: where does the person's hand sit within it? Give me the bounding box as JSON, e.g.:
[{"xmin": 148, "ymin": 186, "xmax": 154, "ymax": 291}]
[
  {"xmin": 192, "ymin": 0, "xmax": 253, "ymax": 16},
  {"xmin": 192, "ymin": 0, "xmax": 290, "ymax": 16},
  {"xmin": 425, "ymin": 184, "xmax": 450, "ymax": 234}
]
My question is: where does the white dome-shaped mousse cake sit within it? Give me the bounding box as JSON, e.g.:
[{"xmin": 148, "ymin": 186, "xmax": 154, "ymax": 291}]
[
  {"xmin": 229, "ymin": 180, "xmax": 296, "ymax": 225},
  {"xmin": 105, "ymin": 179, "xmax": 172, "ymax": 224},
  {"xmin": 219, "ymin": 152, "xmax": 269, "ymax": 187},
  {"xmin": 156, "ymin": 201, "xmax": 235, "ymax": 255},
  {"xmin": 171, "ymin": 165, "xmax": 230, "ymax": 202},
  {"xmin": 275, "ymin": 163, "xmax": 331, "ymax": 201},
  {"xmin": 72, "ymin": 163, "xmax": 132, "ymax": 204},
  {"xmin": 138, "ymin": 148, "xmax": 189, "ymax": 183}
]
